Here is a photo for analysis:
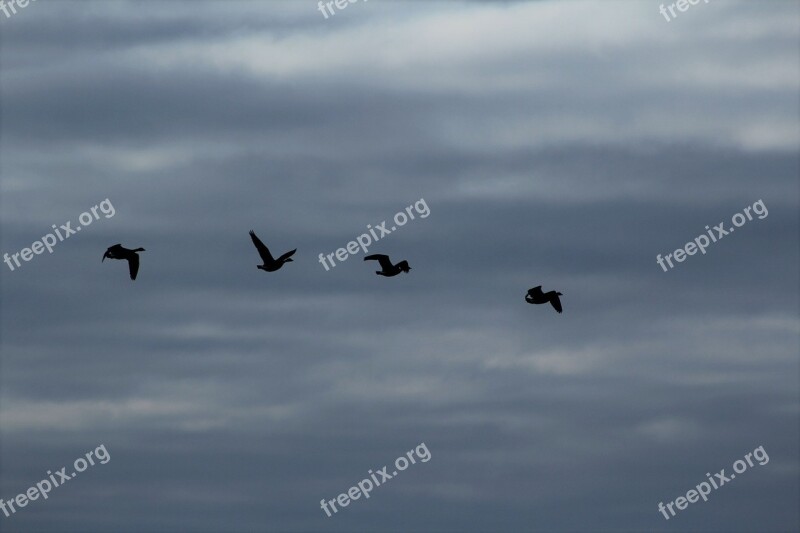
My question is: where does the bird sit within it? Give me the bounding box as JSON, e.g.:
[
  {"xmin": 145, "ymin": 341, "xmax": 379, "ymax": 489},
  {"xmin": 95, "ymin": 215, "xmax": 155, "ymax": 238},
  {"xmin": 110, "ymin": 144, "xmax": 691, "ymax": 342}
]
[
  {"xmin": 364, "ymin": 254, "xmax": 411, "ymax": 277},
  {"xmin": 249, "ymin": 230, "xmax": 296, "ymax": 272},
  {"xmin": 102, "ymin": 244, "xmax": 145, "ymax": 280},
  {"xmin": 525, "ymin": 286, "xmax": 563, "ymax": 313}
]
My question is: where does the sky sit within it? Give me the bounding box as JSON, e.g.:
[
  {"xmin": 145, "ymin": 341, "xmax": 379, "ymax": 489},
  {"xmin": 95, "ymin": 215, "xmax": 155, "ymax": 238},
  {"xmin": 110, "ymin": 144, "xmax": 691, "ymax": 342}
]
[{"xmin": 0, "ymin": 0, "xmax": 798, "ymax": 531}]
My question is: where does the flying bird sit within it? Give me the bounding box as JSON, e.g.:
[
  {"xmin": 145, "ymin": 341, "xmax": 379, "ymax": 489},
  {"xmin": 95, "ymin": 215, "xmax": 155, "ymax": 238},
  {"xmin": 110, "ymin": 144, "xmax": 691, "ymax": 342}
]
[
  {"xmin": 526, "ymin": 286, "xmax": 563, "ymax": 313},
  {"xmin": 249, "ymin": 230, "xmax": 296, "ymax": 272},
  {"xmin": 102, "ymin": 244, "xmax": 145, "ymax": 280},
  {"xmin": 364, "ymin": 254, "xmax": 411, "ymax": 277}
]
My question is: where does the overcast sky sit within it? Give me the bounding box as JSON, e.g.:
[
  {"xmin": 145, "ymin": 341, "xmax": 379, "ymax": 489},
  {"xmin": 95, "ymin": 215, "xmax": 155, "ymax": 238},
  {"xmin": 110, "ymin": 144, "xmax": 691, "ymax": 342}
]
[{"xmin": 1, "ymin": 1, "xmax": 798, "ymax": 531}]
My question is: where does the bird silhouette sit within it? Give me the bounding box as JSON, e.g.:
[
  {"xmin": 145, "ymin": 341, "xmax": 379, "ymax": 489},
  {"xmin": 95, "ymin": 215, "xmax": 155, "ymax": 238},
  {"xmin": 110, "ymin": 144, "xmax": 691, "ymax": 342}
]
[
  {"xmin": 102, "ymin": 244, "xmax": 145, "ymax": 280},
  {"xmin": 364, "ymin": 254, "xmax": 411, "ymax": 277},
  {"xmin": 249, "ymin": 230, "xmax": 296, "ymax": 272},
  {"xmin": 526, "ymin": 286, "xmax": 563, "ymax": 313}
]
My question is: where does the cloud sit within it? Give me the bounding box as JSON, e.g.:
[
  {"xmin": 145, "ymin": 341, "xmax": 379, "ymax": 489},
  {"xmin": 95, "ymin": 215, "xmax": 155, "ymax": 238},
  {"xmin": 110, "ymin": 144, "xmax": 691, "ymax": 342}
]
[{"xmin": 1, "ymin": 1, "xmax": 797, "ymax": 532}]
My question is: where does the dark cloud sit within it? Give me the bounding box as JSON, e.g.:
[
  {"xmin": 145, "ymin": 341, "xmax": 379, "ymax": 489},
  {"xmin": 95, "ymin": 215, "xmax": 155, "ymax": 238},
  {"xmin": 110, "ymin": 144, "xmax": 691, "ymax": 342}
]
[{"xmin": 1, "ymin": 1, "xmax": 798, "ymax": 532}]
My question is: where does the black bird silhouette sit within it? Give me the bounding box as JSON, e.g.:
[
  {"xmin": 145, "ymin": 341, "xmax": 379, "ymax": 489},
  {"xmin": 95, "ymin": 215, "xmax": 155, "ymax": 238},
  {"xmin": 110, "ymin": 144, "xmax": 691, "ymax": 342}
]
[
  {"xmin": 364, "ymin": 254, "xmax": 411, "ymax": 277},
  {"xmin": 249, "ymin": 230, "xmax": 296, "ymax": 272},
  {"xmin": 102, "ymin": 244, "xmax": 145, "ymax": 280},
  {"xmin": 525, "ymin": 286, "xmax": 563, "ymax": 313}
]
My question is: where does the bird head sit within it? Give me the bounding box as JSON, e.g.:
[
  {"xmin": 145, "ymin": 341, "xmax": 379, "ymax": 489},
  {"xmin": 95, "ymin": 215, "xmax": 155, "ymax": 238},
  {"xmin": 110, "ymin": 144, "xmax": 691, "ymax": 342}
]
[
  {"xmin": 399, "ymin": 261, "xmax": 411, "ymax": 273},
  {"xmin": 133, "ymin": 248, "xmax": 145, "ymax": 252}
]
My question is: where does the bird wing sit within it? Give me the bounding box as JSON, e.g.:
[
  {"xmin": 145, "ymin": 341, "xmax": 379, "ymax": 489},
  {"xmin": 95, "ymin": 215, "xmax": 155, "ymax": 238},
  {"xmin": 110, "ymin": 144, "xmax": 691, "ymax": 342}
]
[
  {"xmin": 364, "ymin": 254, "xmax": 393, "ymax": 270},
  {"xmin": 549, "ymin": 294, "xmax": 562, "ymax": 313},
  {"xmin": 128, "ymin": 254, "xmax": 140, "ymax": 280},
  {"xmin": 527, "ymin": 286, "xmax": 544, "ymax": 298},
  {"xmin": 249, "ymin": 230, "xmax": 274, "ymax": 262},
  {"xmin": 277, "ymin": 248, "xmax": 297, "ymax": 262},
  {"xmin": 103, "ymin": 244, "xmax": 122, "ymax": 262},
  {"xmin": 525, "ymin": 293, "xmax": 535, "ymax": 303}
]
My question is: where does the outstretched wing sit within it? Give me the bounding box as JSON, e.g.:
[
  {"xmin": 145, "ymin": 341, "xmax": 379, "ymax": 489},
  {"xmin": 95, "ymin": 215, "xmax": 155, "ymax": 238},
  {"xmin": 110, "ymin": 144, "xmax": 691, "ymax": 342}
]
[
  {"xmin": 128, "ymin": 254, "xmax": 140, "ymax": 280},
  {"xmin": 364, "ymin": 254, "xmax": 393, "ymax": 270},
  {"xmin": 103, "ymin": 244, "xmax": 122, "ymax": 262},
  {"xmin": 549, "ymin": 294, "xmax": 562, "ymax": 313},
  {"xmin": 527, "ymin": 286, "xmax": 543, "ymax": 298},
  {"xmin": 277, "ymin": 248, "xmax": 297, "ymax": 262},
  {"xmin": 249, "ymin": 230, "xmax": 274, "ymax": 262}
]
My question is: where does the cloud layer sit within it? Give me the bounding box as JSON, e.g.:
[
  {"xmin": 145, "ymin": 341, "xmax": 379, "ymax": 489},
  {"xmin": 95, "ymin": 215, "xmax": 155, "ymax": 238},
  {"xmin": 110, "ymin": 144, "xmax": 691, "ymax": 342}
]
[{"xmin": 1, "ymin": 1, "xmax": 798, "ymax": 531}]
